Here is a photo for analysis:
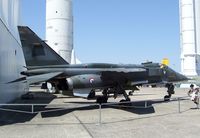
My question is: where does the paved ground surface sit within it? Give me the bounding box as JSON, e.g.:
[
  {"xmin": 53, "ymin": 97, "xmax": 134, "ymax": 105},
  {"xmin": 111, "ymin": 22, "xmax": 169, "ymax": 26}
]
[{"xmin": 0, "ymin": 87, "xmax": 200, "ymax": 138}]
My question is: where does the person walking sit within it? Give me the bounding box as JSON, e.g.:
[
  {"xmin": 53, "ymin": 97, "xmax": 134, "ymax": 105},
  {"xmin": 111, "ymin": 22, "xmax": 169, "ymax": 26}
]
[{"xmin": 188, "ymin": 84, "xmax": 199, "ymax": 105}]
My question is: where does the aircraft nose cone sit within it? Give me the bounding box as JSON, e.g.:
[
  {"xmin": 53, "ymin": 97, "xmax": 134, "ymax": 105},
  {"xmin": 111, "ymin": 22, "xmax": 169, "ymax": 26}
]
[{"xmin": 176, "ymin": 73, "xmax": 189, "ymax": 81}]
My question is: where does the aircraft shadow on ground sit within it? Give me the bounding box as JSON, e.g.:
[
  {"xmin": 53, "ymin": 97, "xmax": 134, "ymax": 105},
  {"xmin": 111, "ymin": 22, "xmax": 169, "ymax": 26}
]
[
  {"xmin": 40, "ymin": 105, "xmax": 155, "ymax": 118},
  {"xmin": 0, "ymin": 92, "xmax": 56, "ymax": 126},
  {"xmin": 109, "ymin": 99, "xmax": 173, "ymax": 115},
  {"xmin": 41, "ymin": 100, "xmax": 172, "ymax": 118}
]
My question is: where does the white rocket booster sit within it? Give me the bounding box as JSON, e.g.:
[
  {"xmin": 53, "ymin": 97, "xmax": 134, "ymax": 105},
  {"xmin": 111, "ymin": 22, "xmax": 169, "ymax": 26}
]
[
  {"xmin": 46, "ymin": 0, "xmax": 73, "ymax": 63},
  {"xmin": 180, "ymin": 0, "xmax": 200, "ymax": 76}
]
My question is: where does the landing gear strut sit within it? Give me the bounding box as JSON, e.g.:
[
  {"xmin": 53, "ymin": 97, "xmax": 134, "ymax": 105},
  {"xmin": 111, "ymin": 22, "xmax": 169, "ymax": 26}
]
[
  {"xmin": 128, "ymin": 86, "xmax": 139, "ymax": 96},
  {"xmin": 115, "ymin": 85, "xmax": 131, "ymax": 102},
  {"xmin": 164, "ymin": 83, "xmax": 175, "ymax": 101},
  {"xmin": 96, "ymin": 84, "xmax": 132, "ymax": 104},
  {"xmin": 128, "ymin": 90, "xmax": 134, "ymax": 96},
  {"xmin": 120, "ymin": 89, "xmax": 131, "ymax": 102},
  {"xmin": 87, "ymin": 89, "xmax": 96, "ymax": 99}
]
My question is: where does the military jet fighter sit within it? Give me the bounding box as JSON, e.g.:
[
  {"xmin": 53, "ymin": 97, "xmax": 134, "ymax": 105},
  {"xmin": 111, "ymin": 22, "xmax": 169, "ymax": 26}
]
[{"xmin": 16, "ymin": 26, "xmax": 188, "ymax": 103}]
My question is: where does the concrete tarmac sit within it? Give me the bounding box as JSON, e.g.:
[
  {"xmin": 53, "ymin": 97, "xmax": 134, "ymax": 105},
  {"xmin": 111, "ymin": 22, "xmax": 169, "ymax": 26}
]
[{"xmin": 0, "ymin": 87, "xmax": 200, "ymax": 138}]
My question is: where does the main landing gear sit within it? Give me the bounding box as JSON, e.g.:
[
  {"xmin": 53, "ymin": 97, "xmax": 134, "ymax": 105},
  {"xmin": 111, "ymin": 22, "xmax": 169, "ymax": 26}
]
[
  {"xmin": 114, "ymin": 85, "xmax": 131, "ymax": 102},
  {"xmin": 96, "ymin": 96, "xmax": 108, "ymax": 104},
  {"xmin": 128, "ymin": 90, "xmax": 134, "ymax": 96},
  {"xmin": 87, "ymin": 89, "xmax": 96, "ymax": 99},
  {"xmin": 164, "ymin": 83, "xmax": 175, "ymax": 101},
  {"xmin": 128, "ymin": 86, "xmax": 139, "ymax": 96},
  {"xmin": 95, "ymin": 86, "xmax": 131, "ymax": 104},
  {"xmin": 96, "ymin": 89, "xmax": 108, "ymax": 104},
  {"xmin": 119, "ymin": 89, "xmax": 131, "ymax": 102},
  {"xmin": 114, "ymin": 86, "xmax": 132, "ymax": 107}
]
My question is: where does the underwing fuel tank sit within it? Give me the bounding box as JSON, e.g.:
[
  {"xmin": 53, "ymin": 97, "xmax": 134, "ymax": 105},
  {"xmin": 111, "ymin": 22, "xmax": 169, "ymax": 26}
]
[{"xmin": 62, "ymin": 74, "xmax": 105, "ymax": 98}]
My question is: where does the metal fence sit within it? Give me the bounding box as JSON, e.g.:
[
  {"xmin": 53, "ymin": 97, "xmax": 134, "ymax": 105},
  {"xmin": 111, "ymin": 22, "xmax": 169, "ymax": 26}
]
[{"xmin": 0, "ymin": 96, "xmax": 199, "ymax": 125}]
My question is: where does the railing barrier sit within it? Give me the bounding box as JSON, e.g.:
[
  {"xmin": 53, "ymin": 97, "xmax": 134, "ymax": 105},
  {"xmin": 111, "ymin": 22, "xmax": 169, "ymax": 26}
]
[{"xmin": 0, "ymin": 96, "xmax": 199, "ymax": 125}]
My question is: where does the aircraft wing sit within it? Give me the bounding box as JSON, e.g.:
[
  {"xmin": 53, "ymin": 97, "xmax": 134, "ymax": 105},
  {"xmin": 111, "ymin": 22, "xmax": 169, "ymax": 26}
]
[
  {"xmin": 27, "ymin": 72, "xmax": 63, "ymax": 84},
  {"xmin": 9, "ymin": 72, "xmax": 63, "ymax": 85}
]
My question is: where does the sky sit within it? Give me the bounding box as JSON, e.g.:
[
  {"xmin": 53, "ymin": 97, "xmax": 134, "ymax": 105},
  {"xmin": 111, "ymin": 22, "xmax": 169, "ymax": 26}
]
[{"xmin": 21, "ymin": 0, "xmax": 180, "ymax": 71}]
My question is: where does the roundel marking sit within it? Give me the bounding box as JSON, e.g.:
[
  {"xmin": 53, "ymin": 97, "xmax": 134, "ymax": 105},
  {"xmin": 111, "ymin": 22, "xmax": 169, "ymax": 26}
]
[{"xmin": 89, "ymin": 78, "xmax": 95, "ymax": 84}]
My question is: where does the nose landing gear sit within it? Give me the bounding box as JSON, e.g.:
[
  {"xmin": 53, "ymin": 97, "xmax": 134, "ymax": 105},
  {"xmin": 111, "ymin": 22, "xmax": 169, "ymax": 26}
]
[{"xmin": 164, "ymin": 83, "xmax": 175, "ymax": 101}]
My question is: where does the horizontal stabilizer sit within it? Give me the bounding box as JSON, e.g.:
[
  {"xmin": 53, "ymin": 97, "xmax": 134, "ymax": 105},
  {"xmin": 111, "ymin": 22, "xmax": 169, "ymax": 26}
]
[{"xmin": 8, "ymin": 72, "xmax": 63, "ymax": 85}]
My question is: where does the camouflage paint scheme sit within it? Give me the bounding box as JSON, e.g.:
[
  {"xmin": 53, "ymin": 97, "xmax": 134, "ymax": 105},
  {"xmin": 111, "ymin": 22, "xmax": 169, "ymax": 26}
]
[{"xmin": 16, "ymin": 26, "xmax": 188, "ymax": 102}]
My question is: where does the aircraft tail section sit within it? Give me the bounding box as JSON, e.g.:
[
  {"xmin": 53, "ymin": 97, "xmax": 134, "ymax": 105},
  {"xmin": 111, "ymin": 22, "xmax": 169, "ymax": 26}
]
[{"xmin": 18, "ymin": 26, "xmax": 68, "ymax": 67}]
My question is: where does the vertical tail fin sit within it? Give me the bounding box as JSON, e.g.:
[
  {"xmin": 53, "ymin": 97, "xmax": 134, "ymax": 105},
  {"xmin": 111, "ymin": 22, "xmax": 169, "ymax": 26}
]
[{"xmin": 18, "ymin": 26, "xmax": 68, "ymax": 67}]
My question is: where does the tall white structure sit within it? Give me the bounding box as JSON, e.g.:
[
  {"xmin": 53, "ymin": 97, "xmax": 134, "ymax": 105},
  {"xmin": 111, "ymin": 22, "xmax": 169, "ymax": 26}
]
[
  {"xmin": 0, "ymin": 0, "xmax": 28, "ymax": 103},
  {"xmin": 180, "ymin": 0, "xmax": 200, "ymax": 76},
  {"xmin": 46, "ymin": 0, "xmax": 73, "ymax": 63}
]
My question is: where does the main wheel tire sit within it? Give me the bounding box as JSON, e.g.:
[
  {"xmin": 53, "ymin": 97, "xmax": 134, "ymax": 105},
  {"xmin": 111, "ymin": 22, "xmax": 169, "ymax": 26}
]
[
  {"xmin": 129, "ymin": 91, "xmax": 133, "ymax": 96},
  {"xmin": 120, "ymin": 98, "xmax": 130, "ymax": 102},
  {"xmin": 120, "ymin": 98, "xmax": 131, "ymax": 106},
  {"xmin": 164, "ymin": 95, "xmax": 170, "ymax": 101},
  {"xmin": 126, "ymin": 97, "xmax": 131, "ymax": 101},
  {"xmin": 96, "ymin": 96, "xmax": 108, "ymax": 104},
  {"xmin": 120, "ymin": 99, "xmax": 126, "ymax": 102}
]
